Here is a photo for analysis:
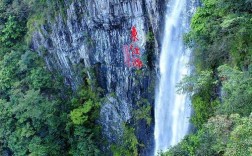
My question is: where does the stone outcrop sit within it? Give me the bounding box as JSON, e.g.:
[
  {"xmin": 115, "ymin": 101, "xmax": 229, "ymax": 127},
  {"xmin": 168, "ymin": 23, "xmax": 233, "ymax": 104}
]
[{"xmin": 31, "ymin": 0, "xmax": 164, "ymax": 155}]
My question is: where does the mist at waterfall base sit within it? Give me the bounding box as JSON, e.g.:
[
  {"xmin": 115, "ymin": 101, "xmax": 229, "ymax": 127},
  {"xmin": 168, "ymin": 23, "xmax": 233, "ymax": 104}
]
[{"xmin": 154, "ymin": 0, "xmax": 197, "ymax": 154}]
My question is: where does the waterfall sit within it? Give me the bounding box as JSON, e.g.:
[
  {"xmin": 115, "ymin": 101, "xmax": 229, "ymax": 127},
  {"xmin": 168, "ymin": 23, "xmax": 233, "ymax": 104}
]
[{"xmin": 154, "ymin": 0, "xmax": 197, "ymax": 154}]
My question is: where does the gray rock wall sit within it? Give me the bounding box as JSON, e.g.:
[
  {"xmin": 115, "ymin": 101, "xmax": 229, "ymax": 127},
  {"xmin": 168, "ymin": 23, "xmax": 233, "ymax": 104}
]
[{"xmin": 31, "ymin": 0, "xmax": 164, "ymax": 155}]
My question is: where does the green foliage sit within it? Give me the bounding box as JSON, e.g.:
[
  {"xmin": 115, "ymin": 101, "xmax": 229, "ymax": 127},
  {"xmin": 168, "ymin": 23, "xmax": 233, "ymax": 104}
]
[
  {"xmin": 68, "ymin": 127, "xmax": 101, "ymax": 156},
  {"xmin": 66, "ymin": 76, "xmax": 102, "ymax": 155},
  {"xmin": 166, "ymin": 114, "xmax": 252, "ymax": 155},
  {"xmin": 0, "ymin": 45, "xmax": 70, "ymax": 155},
  {"xmin": 225, "ymin": 114, "xmax": 252, "ymax": 156},
  {"xmin": 146, "ymin": 31, "xmax": 155, "ymax": 42},
  {"xmin": 0, "ymin": 0, "xmax": 103, "ymax": 155},
  {"xmin": 0, "ymin": 16, "xmax": 24, "ymax": 47},
  {"xmin": 144, "ymin": 28, "xmax": 155, "ymax": 69},
  {"xmin": 0, "ymin": 0, "xmax": 33, "ymax": 47},
  {"xmin": 111, "ymin": 124, "xmax": 140, "ymax": 156},
  {"xmin": 166, "ymin": 124, "xmax": 216, "ymax": 155},
  {"xmin": 71, "ymin": 99, "xmax": 95, "ymax": 125},
  {"xmin": 177, "ymin": 70, "xmax": 216, "ymax": 94},
  {"xmin": 177, "ymin": 70, "xmax": 219, "ymax": 128},
  {"xmin": 134, "ymin": 98, "xmax": 152, "ymax": 126},
  {"xmin": 26, "ymin": 13, "xmax": 46, "ymax": 43},
  {"xmin": 170, "ymin": 0, "xmax": 252, "ymax": 155},
  {"xmin": 217, "ymin": 64, "xmax": 252, "ymax": 116},
  {"xmin": 0, "ymin": 45, "xmax": 103, "ymax": 155},
  {"xmin": 110, "ymin": 98, "xmax": 150, "ymax": 156},
  {"xmin": 111, "ymin": 98, "xmax": 152, "ymax": 155},
  {"xmin": 185, "ymin": 0, "xmax": 252, "ymax": 71},
  {"xmin": 191, "ymin": 94, "xmax": 219, "ymax": 128},
  {"xmin": 69, "ymin": 87, "xmax": 101, "ymax": 127}
]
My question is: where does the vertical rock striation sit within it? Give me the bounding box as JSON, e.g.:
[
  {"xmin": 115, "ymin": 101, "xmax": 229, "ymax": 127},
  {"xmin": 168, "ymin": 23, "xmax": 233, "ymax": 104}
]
[{"xmin": 31, "ymin": 0, "xmax": 164, "ymax": 155}]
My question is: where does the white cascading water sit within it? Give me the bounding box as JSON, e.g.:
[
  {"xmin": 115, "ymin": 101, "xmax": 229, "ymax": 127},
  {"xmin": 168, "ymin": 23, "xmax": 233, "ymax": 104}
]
[{"xmin": 154, "ymin": 0, "xmax": 197, "ymax": 154}]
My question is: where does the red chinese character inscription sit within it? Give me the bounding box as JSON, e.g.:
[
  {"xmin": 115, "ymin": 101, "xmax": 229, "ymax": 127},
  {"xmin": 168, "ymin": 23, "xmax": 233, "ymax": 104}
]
[
  {"xmin": 131, "ymin": 26, "xmax": 139, "ymax": 42},
  {"xmin": 123, "ymin": 26, "xmax": 143, "ymax": 69},
  {"xmin": 132, "ymin": 47, "xmax": 140, "ymax": 55}
]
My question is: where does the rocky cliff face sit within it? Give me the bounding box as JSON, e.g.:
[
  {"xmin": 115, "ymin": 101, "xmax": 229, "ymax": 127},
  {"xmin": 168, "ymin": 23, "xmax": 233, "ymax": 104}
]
[{"xmin": 31, "ymin": 0, "xmax": 164, "ymax": 155}]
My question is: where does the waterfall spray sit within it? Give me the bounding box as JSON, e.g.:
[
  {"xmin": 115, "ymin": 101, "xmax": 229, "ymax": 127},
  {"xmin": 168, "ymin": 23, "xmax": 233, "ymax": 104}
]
[{"xmin": 154, "ymin": 0, "xmax": 197, "ymax": 154}]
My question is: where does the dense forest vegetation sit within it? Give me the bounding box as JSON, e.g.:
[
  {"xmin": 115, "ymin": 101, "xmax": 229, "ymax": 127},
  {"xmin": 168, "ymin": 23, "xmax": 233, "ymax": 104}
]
[
  {"xmin": 1, "ymin": 0, "xmax": 252, "ymax": 155},
  {"xmin": 0, "ymin": 0, "xmax": 144, "ymax": 155},
  {"xmin": 165, "ymin": 0, "xmax": 252, "ymax": 155},
  {"xmin": 0, "ymin": 0, "xmax": 104, "ymax": 155}
]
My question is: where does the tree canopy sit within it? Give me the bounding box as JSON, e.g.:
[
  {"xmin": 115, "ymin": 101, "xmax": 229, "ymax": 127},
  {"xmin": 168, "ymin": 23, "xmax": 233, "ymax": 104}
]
[{"xmin": 167, "ymin": 0, "xmax": 252, "ymax": 155}]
